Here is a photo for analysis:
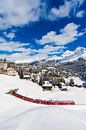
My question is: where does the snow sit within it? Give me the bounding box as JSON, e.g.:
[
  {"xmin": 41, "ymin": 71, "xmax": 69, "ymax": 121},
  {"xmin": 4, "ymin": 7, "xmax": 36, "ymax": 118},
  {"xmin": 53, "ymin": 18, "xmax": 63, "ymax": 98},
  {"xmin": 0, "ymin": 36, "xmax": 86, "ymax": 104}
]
[
  {"xmin": 0, "ymin": 74, "xmax": 86, "ymax": 130},
  {"xmin": 42, "ymin": 81, "xmax": 52, "ymax": 87},
  {"xmin": 60, "ymin": 46, "xmax": 86, "ymax": 62},
  {"xmin": 65, "ymin": 76, "xmax": 84, "ymax": 85}
]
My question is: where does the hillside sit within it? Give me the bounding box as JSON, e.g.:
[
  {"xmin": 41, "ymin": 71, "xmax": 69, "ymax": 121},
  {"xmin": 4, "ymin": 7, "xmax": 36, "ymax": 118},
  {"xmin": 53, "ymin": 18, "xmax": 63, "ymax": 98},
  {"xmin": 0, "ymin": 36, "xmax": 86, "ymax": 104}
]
[
  {"xmin": 59, "ymin": 58, "xmax": 86, "ymax": 80},
  {"xmin": 0, "ymin": 74, "xmax": 86, "ymax": 130}
]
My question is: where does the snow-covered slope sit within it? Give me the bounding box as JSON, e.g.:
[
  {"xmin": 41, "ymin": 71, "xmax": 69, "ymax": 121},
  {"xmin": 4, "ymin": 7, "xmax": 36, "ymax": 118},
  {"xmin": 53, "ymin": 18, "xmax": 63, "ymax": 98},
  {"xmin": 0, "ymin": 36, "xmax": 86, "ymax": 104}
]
[
  {"xmin": 0, "ymin": 74, "xmax": 85, "ymax": 102},
  {"xmin": 1, "ymin": 95, "xmax": 86, "ymax": 130},
  {"xmin": 0, "ymin": 74, "xmax": 86, "ymax": 130},
  {"xmin": 0, "ymin": 74, "xmax": 43, "ymax": 98},
  {"xmin": 1, "ymin": 97, "xmax": 86, "ymax": 130},
  {"xmin": 61, "ymin": 47, "xmax": 86, "ymax": 62},
  {"xmin": 65, "ymin": 76, "xmax": 84, "ymax": 85}
]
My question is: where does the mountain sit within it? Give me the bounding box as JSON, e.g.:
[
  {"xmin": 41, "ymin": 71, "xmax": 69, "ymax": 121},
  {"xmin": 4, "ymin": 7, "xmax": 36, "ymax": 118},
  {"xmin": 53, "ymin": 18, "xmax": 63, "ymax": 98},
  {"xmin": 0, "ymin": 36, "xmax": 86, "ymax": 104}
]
[{"xmin": 60, "ymin": 47, "xmax": 86, "ymax": 62}]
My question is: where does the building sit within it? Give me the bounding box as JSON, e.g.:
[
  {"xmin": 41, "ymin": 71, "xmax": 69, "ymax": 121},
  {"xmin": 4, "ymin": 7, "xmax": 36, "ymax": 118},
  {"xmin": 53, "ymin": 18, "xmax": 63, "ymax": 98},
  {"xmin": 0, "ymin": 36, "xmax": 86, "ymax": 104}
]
[
  {"xmin": 42, "ymin": 81, "xmax": 53, "ymax": 91},
  {"xmin": 42, "ymin": 69, "xmax": 47, "ymax": 74},
  {"xmin": 23, "ymin": 74, "xmax": 31, "ymax": 80},
  {"xmin": 83, "ymin": 83, "xmax": 86, "ymax": 88},
  {"xmin": 7, "ymin": 62, "xmax": 15, "ymax": 68},
  {"xmin": 0, "ymin": 62, "xmax": 15, "ymax": 70},
  {"xmin": 7, "ymin": 67, "xmax": 17, "ymax": 76},
  {"xmin": 36, "ymin": 72, "xmax": 42, "ymax": 84}
]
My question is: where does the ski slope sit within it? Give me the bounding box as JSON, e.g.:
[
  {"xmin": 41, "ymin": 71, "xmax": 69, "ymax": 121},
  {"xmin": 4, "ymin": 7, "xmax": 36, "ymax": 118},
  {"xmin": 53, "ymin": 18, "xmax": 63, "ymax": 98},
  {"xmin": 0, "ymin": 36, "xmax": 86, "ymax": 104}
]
[{"xmin": 0, "ymin": 74, "xmax": 86, "ymax": 130}]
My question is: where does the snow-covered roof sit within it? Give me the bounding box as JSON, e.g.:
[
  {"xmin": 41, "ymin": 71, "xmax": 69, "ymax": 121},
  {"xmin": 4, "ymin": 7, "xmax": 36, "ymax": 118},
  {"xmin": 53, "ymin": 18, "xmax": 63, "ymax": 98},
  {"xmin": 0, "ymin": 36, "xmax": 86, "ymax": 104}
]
[
  {"xmin": 23, "ymin": 74, "xmax": 30, "ymax": 78},
  {"xmin": 42, "ymin": 81, "xmax": 52, "ymax": 87},
  {"xmin": 42, "ymin": 69, "xmax": 47, "ymax": 71}
]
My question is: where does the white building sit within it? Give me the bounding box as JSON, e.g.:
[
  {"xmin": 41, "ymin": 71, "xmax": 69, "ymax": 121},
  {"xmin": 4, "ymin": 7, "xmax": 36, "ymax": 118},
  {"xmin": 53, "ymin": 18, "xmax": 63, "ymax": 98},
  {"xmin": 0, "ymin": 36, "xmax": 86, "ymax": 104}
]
[
  {"xmin": 42, "ymin": 69, "xmax": 47, "ymax": 74},
  {"xmin": 7, "ymin": 68, "xmax": 17, "ymax": 76},
  {"xmin": 42, "ymin": 81, "xmax": 53, "ymax": 91}
]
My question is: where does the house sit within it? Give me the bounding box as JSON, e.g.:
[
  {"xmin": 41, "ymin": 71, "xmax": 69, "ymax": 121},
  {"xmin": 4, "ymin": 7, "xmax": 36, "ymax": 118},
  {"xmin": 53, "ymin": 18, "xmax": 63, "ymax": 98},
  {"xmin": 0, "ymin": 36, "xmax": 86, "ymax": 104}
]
[
  {"xmin": 30, "ymin": 73, "xmax": 36, "ymax": 82},
  {"xmin": 60, "ymin": 83, "xmax": 68, "ymax": 91},
  {"xmin": 42, "ymin": 81, "xmax": 53, "ymax": 91},
  {"xmin": 0, "ymin": 62, "xmax": 8, "ymax": 71},
  {"xmin": 42, "ymin": 69, "xmax": 47, "ymax": 74},
  {"xmin": 7, "ymin": 62, "xmax": 15, "ymax": 68},
  {"xmin": 7, "ymin": 67, "xmax": 17, "ymax": 76},
  {"xmin": 23, "ymin": 74, "xmax": 31, "ymax": 80},
  {"xmin": 4, "ymin": 62, "xmax": 16, "ymax": 76},
  {"xmin": 2, "ymin": 62, "xmax": 15, "ymax": 70},
  {"xmin": 83, "ymin": 83, "xmax": 86, "ymax": 88}
]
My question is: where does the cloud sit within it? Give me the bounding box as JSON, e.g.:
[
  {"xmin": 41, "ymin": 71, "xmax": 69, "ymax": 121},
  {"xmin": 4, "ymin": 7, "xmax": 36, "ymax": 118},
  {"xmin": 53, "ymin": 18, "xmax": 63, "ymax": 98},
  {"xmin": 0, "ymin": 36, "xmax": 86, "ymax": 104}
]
[
  {"xmin": 48, "ymin": 0, "xmax": 85, "ymax": 20},
  {"xmin": 25, "ymin": 45, "xmax": 65, "ymax": 62},
  {"xmin": 0, "ymin": 39, "xmax": 34, "ymax": 61},
  {"xmin": 0, "ymin": 0, "xmax": 85, "ymax": 29},
  {"xmin": 0, "ymin": 40, "xmax": 30, "ymax": 52},
  {"xmin": 36, "ymin": 23, "xmax": 84, "ymax": 45},
  {"xmin": 34, "ymin": 45, "xmax": 65, "ymax": 55},
  {"xmin": 48, "ymin": 1, "xmax": 72, "ymax": 20},
  {"xmin": 0, "ymin": 0, "xmax": 45, "ymax": 29},
  {"xmin": 0, "ymin": 37, "xmax": 65, "ymax": 62},
  {"xmin": 0, "ymin": 37, "xmax": 6, "ymax": 43},
  {"xmin": 0, "ymin": 22, "xmax": 83, "ymax": 62},
  {"xmin": 76, "ymin": 10, "xmax": 85, "ymax": 18},
  {"xmin": 4, "ymin": 32, "xmax": 15, "ymax": 39},
  {"xmin": 0, "ymin": 52, "xmax": 31, "ymax": 62}
]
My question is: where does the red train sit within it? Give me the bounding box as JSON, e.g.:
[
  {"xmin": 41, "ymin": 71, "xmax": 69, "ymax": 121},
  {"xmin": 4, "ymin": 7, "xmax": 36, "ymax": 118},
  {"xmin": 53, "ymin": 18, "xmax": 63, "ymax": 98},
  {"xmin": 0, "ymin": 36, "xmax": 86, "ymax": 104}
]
[{"xmin": 9, "ymin": 90, "xmax": 75, "ymax": 105}]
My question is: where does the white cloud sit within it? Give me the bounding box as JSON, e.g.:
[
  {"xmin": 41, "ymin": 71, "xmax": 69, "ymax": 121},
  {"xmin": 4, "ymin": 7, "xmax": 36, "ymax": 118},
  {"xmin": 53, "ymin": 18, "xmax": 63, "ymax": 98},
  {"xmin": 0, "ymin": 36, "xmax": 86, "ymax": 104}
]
[
  {"xmin": 0, "ymin": 40, "xmax": 31, "ymax": 53},
  {"xmin": 36, "ymin": 23, "xmax": 84, "ymax": 45},
  {"xmin": 34, "ymin": 45, "xmax": 65, "ymax": 55},
  {"xmin": 0, "ymin": 0, "xmax": 45, "ymax": 29},
  {"xmin": 0, "ymin": 52, "xmax": 30, "ymax": 62},
  {"xmin": 0, "ymin": 39, "xmax": 34, "ymax": 61},
  {"xmin": 0, "ymin": 38, "xmax": 65, "ymax": 62},
  {"xmin": 4, "ymin": 32, "xmax": 15, "ymax": 39},
  {"xmin": 76, "ymin": 10, "xmax": 85, "ymax": 18},
  {"xmin": 36, "ymin": 31, "xmax": 57, "ymax": 45},
  {"xmin": 0, "ymin": 37, "xmax": 6, "ymax": 43},
  {"xmin": 0, "ymin": 50, "xmax": 47, "ymax": 62},
  {"xmin": 0, "ymin": 0, "xmax": 85, "ymax": 29},
  {"xmin": 48, "ymin": 1, "xmax": 72, "ymax": 20},
  {"xmin": 0, "ymin": 22, "xmax": 83, "ymax": 62},
  {"xmin": 48, "ymin": 0, "xmax": 85, "ymax": 20},
  {"xmin": 25, "ymin": 45, "xmax": 65, "ymax": 62}
]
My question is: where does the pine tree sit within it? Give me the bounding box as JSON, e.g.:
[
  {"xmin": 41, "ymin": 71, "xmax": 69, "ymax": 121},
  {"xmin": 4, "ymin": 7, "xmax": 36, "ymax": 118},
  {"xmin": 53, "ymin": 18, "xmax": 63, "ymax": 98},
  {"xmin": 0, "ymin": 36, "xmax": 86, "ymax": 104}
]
[
  {"xmin": 69, "ymin": 78, "xmax": 74, "ymax": 87},
  {"xmin": 18, "ymin": 68, "xmax": 24, "ymax": 79}
]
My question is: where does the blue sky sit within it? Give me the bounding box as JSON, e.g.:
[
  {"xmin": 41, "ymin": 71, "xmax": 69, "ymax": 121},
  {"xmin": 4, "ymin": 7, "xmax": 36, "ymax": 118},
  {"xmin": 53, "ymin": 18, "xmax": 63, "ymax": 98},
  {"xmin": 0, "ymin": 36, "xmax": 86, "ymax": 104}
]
[{"xmin": 0, "ymin": 0, "xmax": 86, "ymax": 62}]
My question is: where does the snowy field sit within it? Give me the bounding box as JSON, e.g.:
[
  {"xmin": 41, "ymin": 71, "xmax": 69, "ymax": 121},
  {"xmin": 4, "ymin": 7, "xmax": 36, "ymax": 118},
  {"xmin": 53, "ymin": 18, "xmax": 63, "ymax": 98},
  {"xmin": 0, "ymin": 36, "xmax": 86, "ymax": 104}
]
[{"xmin": 0, "ymin": 74, "xmax": 86, "ymax": 130}]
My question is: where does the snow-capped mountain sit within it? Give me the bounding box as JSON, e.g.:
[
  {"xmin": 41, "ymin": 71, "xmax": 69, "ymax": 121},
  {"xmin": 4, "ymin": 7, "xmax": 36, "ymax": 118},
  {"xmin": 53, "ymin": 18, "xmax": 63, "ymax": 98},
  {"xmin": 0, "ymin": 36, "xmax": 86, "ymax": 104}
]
[{"xmin": 60, "ymin": 47, "xmax": 86, "ymax": 62}]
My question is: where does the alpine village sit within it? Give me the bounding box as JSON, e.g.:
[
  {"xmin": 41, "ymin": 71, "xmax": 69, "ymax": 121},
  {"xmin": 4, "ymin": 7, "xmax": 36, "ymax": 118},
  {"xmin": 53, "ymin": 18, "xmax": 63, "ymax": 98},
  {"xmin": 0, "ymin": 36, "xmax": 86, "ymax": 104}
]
[{"xmin": 0, "ymin": 57, "xmax": 86, "ymax": 92}]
